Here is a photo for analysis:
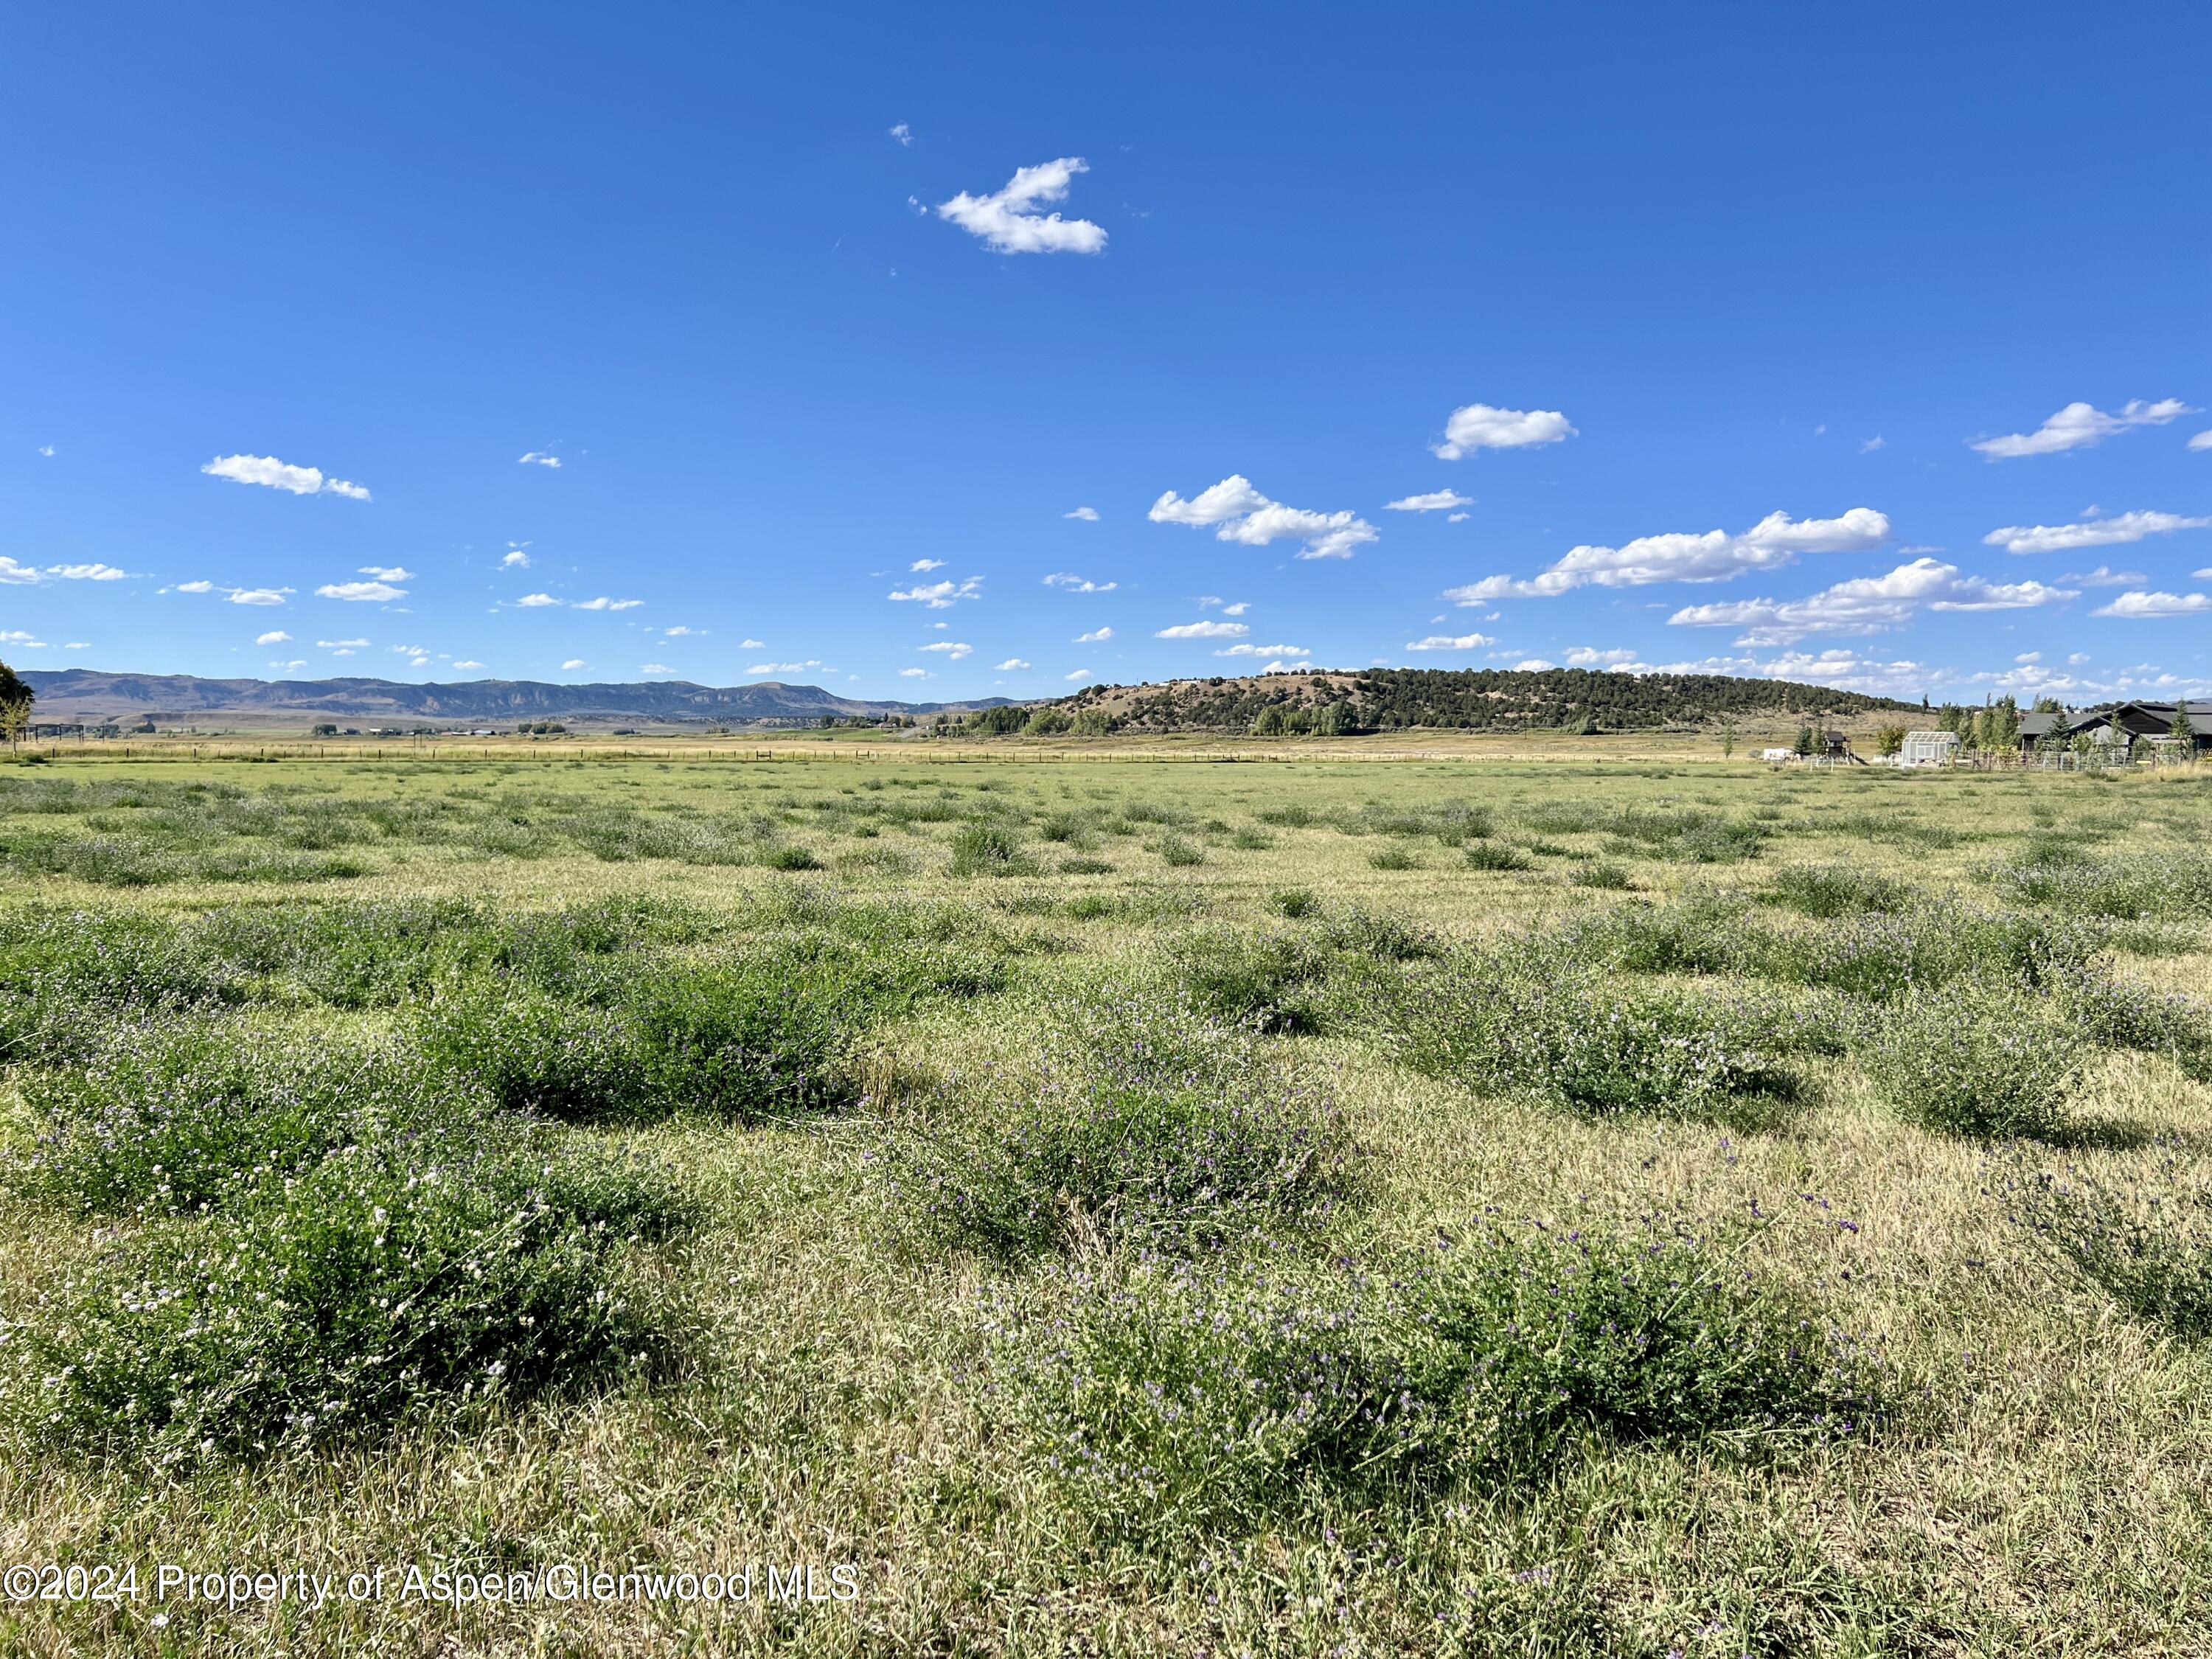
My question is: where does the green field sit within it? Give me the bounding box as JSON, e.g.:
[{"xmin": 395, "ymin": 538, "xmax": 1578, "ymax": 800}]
[{"xmin": 4, "ymin": 754, "xmax": 2211, "ymax": 1656}]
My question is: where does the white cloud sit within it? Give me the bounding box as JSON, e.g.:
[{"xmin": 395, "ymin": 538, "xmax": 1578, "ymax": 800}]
[
  {"xmin": 1, "ymin": 557, "xmax": 133, "ymax": 583},
  {"xmin": 919, "ymin": 641, "xmax": 973, "ymax": 658},
  {"xmin": 1065, "ymin": 668, "xmax": 1093, "ymax": 681},
  {"xmin": 1075, "ymin": 625, "xmax": 1113, "ymax": 642},
  {"xmin": 1668, "ymin": 557, "xmax": 2077, "ymax": 645},
  {"xmin": 2189, "ymin": 431, "xmax": 2212, "ymax": 453},
  {"xmin": 1565, "ymin": 646, "xmax": 1641, "ymax": 666},
  {"xmin": 573, "ymin": 597, "xmax": 644, "ymax": 611},
  {"xmin": 38, "ymin": 445, "xmax": 54, "ymax": 457},
  {"xmin": 453, "ymin": 660, "xmax": 485, "ymax": 669},
  {"xmin": 1433, "ymin": 403, "xmax": 1575, "ymax": 461},
  {"xmin": 316, "ymin": 637, "xmax": 369, "ymax": 649},
  {"xmin": 1156, "ymin": 620, "xmax": 1249, "ymax": 639},
  {"xmin": 1623, "ymin": 648, "xmax": 1932, "ymax": 698},
  {"xmin": 1043, "ymin": 571, "xmax": 1116, "ymax": 592},
  {"xmin": 227, "ymin": 588, "xmax": 291, "ymax": 606},
  {"xmin": 1216, "ymin": 641, "xmax": 1310, "ymax": 658},
  {"xmin": 663, "ymin": 625, "xmax": 700, "ymax": 636},
  {"xmin": 750, "ymin": 660, "xmax": 822, "ymax": 675},
  {"xmin": 269, "ymin": 658, "xmax": 306, "ymax": 670},
  {"xmin": 1, "ymin": 630, "xmax": 45, "ymax": 647},
  {"xmin": 1969, "ymin": 398, "xmax": 2195, "ymax": 459},
  {"xmin": 1983, "ymin": 509, "xmax": 2212, "ymax": 554},
  {"xmin": 910, "ymin": 558, "xmax": 947, "ymax": 572},
  {"xmin": 2092, "ymin": 590, "xmax": 2211, "ymax": 619},
  {"xmin": 641, "ymin": 663, "xmax": 675, "ymax": 674},
  {"xmin": 899, "ymin": 667, "xmax": 931, "ymax": 678},
  {"xmin": 1514, "ymin": 658, "xmax": 1558, "ymax": 671},
  {"xmin": 740, "ymin": 639, "xmax": 765, "ymax": 649},
  {"xmin": 995, "ymin": 658, "xmax": 1031, "ymax": 670},
  {"xmin": 515, "ymin": 593, "xmax": 560, "ymax": 607},
  {"xmin": 518, "ymin": 451, "xmax": 561, "ymax": 467},
  {"xmin": 202, "ymin": 453, "xmax": 369, "ymax": 499},
  {"xmin": 255, "ymin": 630, "xmax": 291, "ymax": 644},
  {"xmin": 1064, "ymin": 506, "xmax": 1099, "ymax": 521},
  {"xmin": 2016, "ymin": 652, "xmax": 2042, "ymax": 664},
  {"xmin": 1149, "ymin": 474, "xmax": 1378, "ymax": 560},
  {"xmin": 562, "ymin": 658, "xmax": 587, "ymax": 670},
  {"xmin": 1446, "ymin": 507, "xmax": 1891, "ymax": 599},
  {"xmin": 888, "ymin": 576, "xmax": 982, "ymax": 608},
  {"xmin": 888, "ymin": 122, "xmax": 912, "ymax": 147},
  {"xmin": 1221, "ymin": 602, "xmax": 1248, "ymax": 616},
  {"xmin": 1405, "ymin": 633, "xmax": 1496, "ymax": 651},
  {"xmin": 389, "ymin": 643, "xmax": 425, "ymax": 655},
  {"xmin": 175, "ymin": 579, "xmax": 215, "ymax": 594},
  {"xmin": 2057, "ymin": 566, "xmax": 2148, "ymax": 586},
  {"xmin": 501, "ymin": 545, "xmax": 531, "ymax": 568},
  {"xmin": 359, "ymin": 565, "xmax": 413, "ymax": 581},
  {"xmin": 937, "ymin": 157, "xmax": 1105, "ymax": 255},
  {"xmin": 63, "ymin": 641, "xmax": 87, "ymax": 650},
  {"xmin": 316, "ymin": 581, "xmax": 406, "ymax": 602},
  {"xmin": 1385, "ymin": 489, "xmax": 1473, "ymax": 513},
  {"xmin": 1860, "ymin": 435, "xmax": 1885, "ymax": 453}
]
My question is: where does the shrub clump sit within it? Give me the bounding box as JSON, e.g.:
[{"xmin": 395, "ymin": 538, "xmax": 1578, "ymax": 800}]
[
  {"xmin": 989, "ymin": 1222, "xmax": 1869, "ymax": 1542},
  {"xmin": 890, "ymin": 996, "xmax": 1357, "ymax": 1259},
  {"xmin": 1859, "ymin": 979, "xmax": 2083, "ymax": 1138},
  {"xmin": 1169, "ymin": 927, "xmax": 1330, "ymax": 1032},
  {"xmin": 1375, "ymin": 948, "xmax": 1797, "ymax": 1121},
  {"xmin": 2003, "ymin": 1151, "xmax": 2212, "ymax": 1337},
  {"xmin": 7, "ymin": 1130, "xmax": 688, "ymax": 1466},
  {"xmin": 1764, "ymin": 865, "xmax": 1910, "ymax": 918}
]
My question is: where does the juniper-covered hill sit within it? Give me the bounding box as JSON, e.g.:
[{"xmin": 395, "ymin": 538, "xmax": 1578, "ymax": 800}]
[{"xmin": 1042, "ymin": 667, "xmax": 1917, "ymax": 734}]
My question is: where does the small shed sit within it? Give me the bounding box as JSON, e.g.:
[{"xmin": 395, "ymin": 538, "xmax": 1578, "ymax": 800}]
[{"xmin": 1899, "ymin": 730, "xmax": 1958, "ymax": 768}]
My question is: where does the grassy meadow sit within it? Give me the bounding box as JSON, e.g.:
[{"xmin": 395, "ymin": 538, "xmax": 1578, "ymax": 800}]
[{"xmin": 2, "ymin": 750, "xmax": 2210, "ymax": 1656}]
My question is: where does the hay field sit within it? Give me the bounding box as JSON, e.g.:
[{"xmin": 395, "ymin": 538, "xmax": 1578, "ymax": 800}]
[{"xmin": 2, "ymin": 752, "xmax": 2209, "ymax": 1657}]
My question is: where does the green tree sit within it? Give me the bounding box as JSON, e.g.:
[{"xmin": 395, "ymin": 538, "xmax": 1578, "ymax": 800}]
[
  {"xmin": 0, "ymin": 658, "xmax": 33, "ymax": 748},
  {"xmin": 2171, "ymin": 702, "xmax": 2196, "ymax": 746},
  {"xmin": 1719, "ymin": 714, "xmax": 1738, "ymax": 757},
  {"xmin": 1793, "ymin": 723, "xmax": 1815, "ymax": 757},
  {"xmin": 1875, "ymin": 724, "xmax": 1907, "ymax": 757},
  {"xmin": 1986, "ymin": 696, "xmax": 2021, "ymax": 754},
  {"xmin": 1315, "ymin": 698, "xmax": 1357, "ymax": 737},
  {"xmin": 1250, "ymin": 705, "xmax": 1289, "ymax": 737}
]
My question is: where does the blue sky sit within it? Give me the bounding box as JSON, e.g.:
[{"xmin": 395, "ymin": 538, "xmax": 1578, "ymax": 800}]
[{"xmin": 3, "ymin": 3, "xmax": 2208, "ymax": 705}]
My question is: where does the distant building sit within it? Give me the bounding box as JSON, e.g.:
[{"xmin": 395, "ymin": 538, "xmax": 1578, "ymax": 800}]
[
  {"xmin": 2017, "ymin": 700, "xmax": 2209, "ymax": 757},
  {"xmin": 1899, "ymin": 730, "xmax": 1959, "ymax": 767}
]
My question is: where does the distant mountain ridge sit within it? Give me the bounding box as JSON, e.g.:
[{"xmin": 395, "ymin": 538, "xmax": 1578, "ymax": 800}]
[{"xmin": 15, "ymin": 669, "xmax": 1017, "ymax": 725}]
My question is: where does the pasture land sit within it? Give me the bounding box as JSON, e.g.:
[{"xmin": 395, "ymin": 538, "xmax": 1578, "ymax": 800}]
[{"xmin": 2, "ymin": 753, "xmax": 2210, "ymax": 1656}]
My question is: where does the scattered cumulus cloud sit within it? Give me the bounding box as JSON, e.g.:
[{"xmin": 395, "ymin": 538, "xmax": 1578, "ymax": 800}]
[
  {"xmin": 1447, "ymin": 507, "xmax": 1891, "ymax": 600},
  {"xmin": 1043, "ymin": 571, "xmax": 1116, "ymax": 592},
  {"xmin": 995, "ymin": 658, "xmax": 1031, "ymax": 670},
  {"xmin": 38, "ymin": 445, "xmax": 54, "ymax": 457},
  {"xmin": 937, "ymin": 158, "xmax": 1105, "ymax": 255},
  {"xmin": 1514, "ymin": 658, "xmax": 1559, "ymax": 671},
  {"xmin": 255, "ymin": 630, "xmax": 291, "ymax": 645},
  {"xmin": 202, "ymin": 453, "xmax": 369, "ymax": 499},
  {"xmin": 501, "ymin": 548, "xmax": 532, "ymax": 568},
  {"xmin": 640, "ymin": 663, "xmax": 675, "ymax": 674},
  {"xmin": 316, "ymin": 638, "xmax": 369, "ymax": 649},
  {"xmin": 1150, "ymin": 474, "xmax": 1378, "ymax": 560},
  {"xmin": 316, "ymin": 581, "xmax": 406, "ymax": 602},
  {"xmin": 919, "ymin": 641, "xmax": 973, "ymax": 658},
  {"xmin": 888, "ymin": 122, "xmax": 912, "ymax": 147},
  {"xmin": 2092, "ymin": 590, "xmax": 2211, "ymax": 619},
  {"xmin": 663, "ymin": 625, "xmax": 700, "ymax": 636},
  {"xmin": 1969, "ymin": 398, "xmax": 2194, "ymax": 459},
  {"xmin": 1433, "ymin": 403, "xmax": 1575, "ymax": 460},
  {"xmin": 518, "ymin": 451, "xmax": 561, "ymax": 468},
  {"xmin": 1, "ymin": 630, "xmax": 46, "ymax": 647},
  {"xmin": 1668, "ymin": 557, "xmax": 2077, "ymax": 645},
  {"xmin": 1405, "ymin": 633, "xmax": 1495, "ymax": 651},
  {"xmin": 1447, "ymin": 512, "xmax": 1470, "ymax": 523},
  {"xmin": 0, "ymin": 557, "xmax": 132, "ymax": 583},
  {"xmin": 1222, "ymin": 602, "xmax": 1249, "ymax": 616},
  {"xmin": 572, "ymin": 597, "xmax": 643, "ymax": 611},
  {"xmin": 1860, "ymin": 436, "xmax": 1885, "ymax": 453},
  {"xmin": 358, "ymin": 565, "xmax": 414, "ymax": 582},
  {"xmin": 740, "ymin": 639, "xmax": 765, "ymax": 649},
  {"xmin": 453, "ymin": 660, "xmax": 485, "ymax": 669},
  {"xmin": 1566, "ymin": 646, "xmax": 1641, "ymax": 666},
  {"xmin": 750, "ymin": 660, "xmax": 823, "ymax": 675},
  {"xmin": 227, "ymin": 588, "xmax": 292, "ymax": 606},
  {"xmin": 1065, "ymin": 669, "xmax": 1093, "ymax": 681},
  {"xmin": 1983, "ymin": 509, "xmax": 2211, "ymax": 554},
  {"xmin": 1156, "ymin": 620, "xmax": 1248, "ymax": 639},
  {"xmin": 515, "ymin": 593, "xmax": 560, "ymax": 607},
  {"xmin": 562, "ymin": 658, "xmax": 587, "ymax": 670},
  {"xmin": 2058, "ymin": 566, "xmax": 2149, "ymax": 586},
  {"xmin": 1216, "ymin": 641, "xmax": 1309, "ymax": 658},
  {"xmin": 2188, "ymin": 431, "xmax": 2212, "ymax": 453},
  {"xmin": 173, "ymin": 580, "xmax": 215, "ymax": 594},
  {"xmin": 1064, "ymin": 506, "xmax": 1099, "ymax": 521},
  {"xmin": 1075, "ymin": 626, "xmax": 1113, "ymax": 643},
  {"xmin": 889, "ymin": 576, "xmax": 983, "ymax": 608},
  {"xmin": 899, "ymin": 667, "xmax": 931, "ymax": 678},
  {"xmin": 1385, "ymin": 490, "xmax": 1473, "ymax": 513},
  {"xmin": 910, "ymin": 558, "xmax": 947, "ymax": 572}
]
